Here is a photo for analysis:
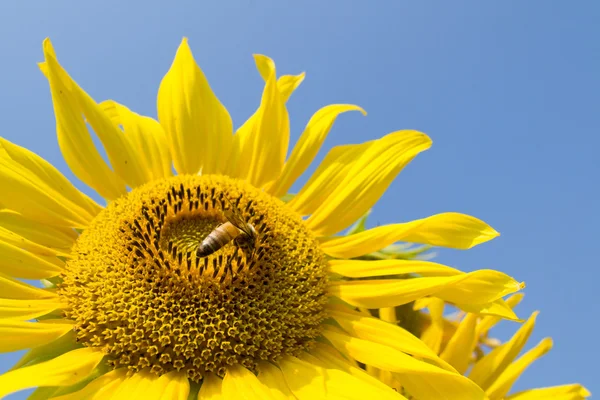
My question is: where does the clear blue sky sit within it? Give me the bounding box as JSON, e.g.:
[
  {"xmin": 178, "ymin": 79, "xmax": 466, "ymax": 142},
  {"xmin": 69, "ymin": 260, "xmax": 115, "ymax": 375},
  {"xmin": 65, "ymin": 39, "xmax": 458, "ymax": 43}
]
[{"xmin": 0, "ymin": 1, "xmax": 597, "ymax": 398}]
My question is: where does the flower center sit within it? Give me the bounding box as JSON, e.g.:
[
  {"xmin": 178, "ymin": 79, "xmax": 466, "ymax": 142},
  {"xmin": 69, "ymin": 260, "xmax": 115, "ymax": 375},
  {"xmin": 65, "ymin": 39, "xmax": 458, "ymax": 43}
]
[{"xmin": 58, "ymin": 175, "xmax": 328, "ymax": 381}]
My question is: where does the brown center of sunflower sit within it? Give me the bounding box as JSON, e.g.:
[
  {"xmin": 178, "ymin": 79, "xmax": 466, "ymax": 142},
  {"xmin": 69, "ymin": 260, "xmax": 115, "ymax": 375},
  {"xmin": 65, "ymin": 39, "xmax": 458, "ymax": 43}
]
[{"xmin": 58, "ymin": 175, "xmax": 328, "ymax": 381}]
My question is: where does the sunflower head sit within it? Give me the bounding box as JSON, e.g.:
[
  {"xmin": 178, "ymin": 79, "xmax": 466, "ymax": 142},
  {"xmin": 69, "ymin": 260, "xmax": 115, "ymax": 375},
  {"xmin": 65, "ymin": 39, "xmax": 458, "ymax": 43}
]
[{"xmin": 60, "ymin": 174, "xmax": 328, "ymax": 380}]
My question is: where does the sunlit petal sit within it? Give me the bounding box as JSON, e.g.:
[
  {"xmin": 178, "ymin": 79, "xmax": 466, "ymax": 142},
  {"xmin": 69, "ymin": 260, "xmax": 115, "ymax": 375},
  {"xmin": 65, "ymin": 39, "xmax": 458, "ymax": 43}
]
[{"xmin": 158, "ymin": 38, "xmax": 233, "ymax": 175}]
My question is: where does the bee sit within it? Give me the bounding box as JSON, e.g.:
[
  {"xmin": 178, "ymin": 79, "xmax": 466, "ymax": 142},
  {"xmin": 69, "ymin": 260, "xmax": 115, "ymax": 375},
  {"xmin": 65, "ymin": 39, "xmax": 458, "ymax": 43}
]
[{"xmin": 196, "ymin": 198, "xmax": 256, "ymax": 258}]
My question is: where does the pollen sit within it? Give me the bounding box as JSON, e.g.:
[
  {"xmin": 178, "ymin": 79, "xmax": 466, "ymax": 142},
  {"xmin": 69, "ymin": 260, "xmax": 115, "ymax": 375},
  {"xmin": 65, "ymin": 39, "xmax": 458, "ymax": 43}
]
[{"xmin": 58, "ymin": 175, "xmax": 328, "ymax": 381}]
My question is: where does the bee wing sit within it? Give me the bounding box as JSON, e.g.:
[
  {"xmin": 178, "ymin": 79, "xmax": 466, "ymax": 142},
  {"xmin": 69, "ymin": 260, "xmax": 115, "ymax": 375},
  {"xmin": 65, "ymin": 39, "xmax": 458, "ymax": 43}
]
[{"xmin": 224, "ymin": 209, "xmax": 255, "ymax": 237}]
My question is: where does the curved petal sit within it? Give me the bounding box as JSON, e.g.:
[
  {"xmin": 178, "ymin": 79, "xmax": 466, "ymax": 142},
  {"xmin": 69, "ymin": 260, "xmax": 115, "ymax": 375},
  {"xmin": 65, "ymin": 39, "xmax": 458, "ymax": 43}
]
[
  {"xmin": 329, "ymin": 269, "xmax": 524, "ymax": 309},
  {"xmin": 279, "ymin": 354, "xmax": 406, "ymax": 400},
  {"xmin": 506, "ymin": 384, "xmax": 591, "ymax": 400},
  {"xmin": 458, "ymin": 299, "xmax": 521, "ymax": 321},
  {"xmin": 486, "ymin": 338, "xmax": 553, "ymax": 400},
  {"xmin": 476, "ymin": 293, "xmax": 525, "ymax": 337},
  {"xmin": 231, "ymin": 56, "xmax": 289, "ymax": 188},
  {"xmin": 276, "ymin": 73, "xmax": 305, "ymax": 103},
  {"xmin": 0, "ymin": 319, "xmax": 74, "ymax": 352},
  {"xmin": 0, "ymin": 270, "xmax": 56, "ymax": 299},
  {"xmin": 266, "ymin": 104, "xmax": 366, "ymax": 197},
  {"xmin": 287, "ymin": 142, "xmax": 370, "ymax": 216},
  {"xmin": 256, "ymin": 362, "xmax": 297, "ymax": 400},
  {"xmin": 0, "ymin": 347, "xmax": 105, "ymax": 399},
  {"xmin": 252, "ymin": 53, "xmax": 305, "ymax": 102},
  {"xmin": 328, "ymin": 259, "xmax": 462, "ymax": 278},
  {"xmin": 327, "ymin": 304, "xmax": 455, "ymax": 371},
  {"xmin": 306, "ymin": 130, "xmax": 432, "ymax": 236},
  {"xmin": 101, "ymin": 101, "xmax": 173, "ymax": 184},
  {"xmin": 9, "ymin": 331, "xmax": 77, "ymax": 373},
  {"xmin": 418, "ymin": 297, "xmax": 445, "ymax": 354},
  {"xmin": 222, "ymin": 364, "xmax": 277, "ymax": 399},
  {"xmin": 157, "ymin": 38, "xmax": 233, "ymax": 175},
  {"xmin": 152, "ymin": 370, "xmax": 190, "ymax": 400},
  {"xmin": 309, "ymin": 343, "xmax": 406, "ymax": 398},
  {"xmin": 198, "ymin": 373, "xmax": 223, "ymax": 399},
  {"xmin": 0, "ymin": 298, "xmax": 66, "ymax": 320},
  {"xmin": 106, "ymin": 370, "xmax": 190, "ymax": 400},
  {"xmin": 0, "ymin": 224, "xmax": 67, "ymax": 258},
  {"xmin": 320, "ymin": 212, "xmax": 500, "ymax": 259},
  {"xmin": 0, "ymin": 239, "xmax": 64, "ymax": 279},
  {"xmin": 227, "ymin": 55, "xmax": 303, "ymax": 182},
  {"xmin": 0, "ymin": 138, "xmax": 101, "ymax": 228},
  {"xmin": 322, "ymin": 327, "xmax": 486, "ymax": 400},
  {"xmin": 52, "ymin": 368, "xmax": 128, "ymax": 400},
  {"xmin": 40, "ymin": 38, "xmax": 128, "ymax": 200},
  {"xmin": 469, "ymin": 312, "xmax": 539, "ymax": 390},
  {"xmin": 0, "ymin": 209, "xmax": 76, "ymax": 254},
  {"xmin": 111, "ymin": 371, "xmax": 159, "ymax": 400},
  {"xmin": 439, "ymin": 313, "xmax": 479, "ymax": 374}
]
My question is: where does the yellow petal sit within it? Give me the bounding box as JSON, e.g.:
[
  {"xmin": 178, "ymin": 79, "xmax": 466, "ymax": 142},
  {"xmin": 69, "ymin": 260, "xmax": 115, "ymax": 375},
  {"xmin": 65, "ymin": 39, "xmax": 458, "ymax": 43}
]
[
  {"xmin": 0, "ymin": 298, "xmax": 66, "ymax": 320},
  {"xmin": 310, "ymin": 343, "xmax": 406, "ymax": 399},
  {"xmin": 300, "ymin": 351, "xmax": 404, "ymax": 400},
  {"xmin": 419, "ymin": 297, "xmax": 445, "ymax": 354},
  {"xmin": 221, "ymin": 364, "xmax": 276, "ymax": 399},
  {"xmin": 253, "ymin": 53, "xmax": 276, "ymax": 81},
  {"xmin": 0, "ymin": 270, "xmax": 56, "ymax": 299},
  {"xmin": 266, "ymin": 104, "xmax": 366, "ymax": 197},
  {"xmin": 111, "ymin": 371, "xmax": 159, "ymax": 400},
  {"xmin": 306, "ymin": 130, "xmax": 432, "ymax": 235},
  {"xmin": 279, "ymin": 354, "xmax": 406, "ymax": 400},
  {"xmin": 287, "ymin": 142, "xmax": 371, "ymax": 216},
  {"xmin": 276, "ymin": 73, "xmax": 305, "ymax": 102},
  {"xmin": 0, "ymin": 225, "xmax": 64, "ymax": 259},
  {"xmin": 110, "ymin": 370, "xmax": 190, "ymax": 400},
  {"xmin": 153, "ymin": 370, "xmax": 190, "ymax": 400},
  {"xmin": 506, "ymin": 384, "xmax": 591, "ymax": 400},
  {"xmin": 328, "ymin": 259, "xmax": 462, "ymax": 278},
  {"xmin": 469, "ymin": 312, "xmax": 539, "ymax": 390},
  {"xmin": 41, "ymin": 38, "xmax": 127, "ymax": 200},
  {"xmin": 329, "ymin": 269, "xmax": 523, "ymax": 309},
  {"xmin": 0, "ymin": 138, "xmax": 101, "ymax": 228},
  {"xmin": 476, "ymin": 293, "xmax": 525, "ymax": 336},
  {"xmin": 486, "ymin": 338, "xmax": 553, "ymax": 400},
  {"xmin": 256, "ymin": 362, "xmax": 296, "ymax": 400},
  {"xmin": 322, "ymin": 327, "xmax": 485, "ymax": 400},
  {"xmin": 252, "ymin": 54, "xmax": 305, "ymax": 103},
  {"xmin": 327, "ymin": 304, "xmax": 455, "ymax": 371},
  {"xmin": 0, "ymin": 209, "xmax": 76, "ymax": 255},
  {"xmin": 320, "ymin": 212, "xmax": 500, "ymax": 259},
  {"xmin": 232, "ymin": 56, "xmax": 289, "ymax": 188},
  {"xmin": 101, "ymin": 100, "xmax": 173, "ymax": 184},
  {"xmin": 157, "ymin": 38, "xmax": 233, "ymax": 175},
  {"xmin": 0, "ymin": 239, "xmax": 64, "ymax": 279},
  {"xmin": 0, "ymin": 347, "xmax": 104, "ymax": 398},
  {"xmin": 0, "ymin": 319, "xmax": 74, "ymax": 352},
  {"xmin": 8, "ymin": 330, "xmax": 77, "ymax": 371},
  {"xmin": 439, "ymin": 313, "xmax": 478, "ymax": 374},
  {"xmin": 52, "ymin": 368, "xmax": 128, "ymax": 400},
  {"xmin": 458, "ymin": 298, "xmax": 521, "ymax": 321},
  {"xmin": 224, "ymin": 56, "xmax": 301, "ymax": 182},
  {"xmin": 198, "ymin": 373, "xmax": 223, "ymax": 400},
  {"xmin": 379, "ymin": 307, "xmax": 397, "ymax": 324}
]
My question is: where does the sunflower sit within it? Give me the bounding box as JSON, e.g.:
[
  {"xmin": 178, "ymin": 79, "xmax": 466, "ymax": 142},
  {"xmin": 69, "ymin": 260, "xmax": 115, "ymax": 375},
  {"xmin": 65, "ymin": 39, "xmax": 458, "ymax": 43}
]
[
  {"xmin": 0, "ymin": 38, "xmax": 525, "ymax": 399},
  {"xmin": 369, "ymin": 295, "xmax": 590, "ymax": 399}
]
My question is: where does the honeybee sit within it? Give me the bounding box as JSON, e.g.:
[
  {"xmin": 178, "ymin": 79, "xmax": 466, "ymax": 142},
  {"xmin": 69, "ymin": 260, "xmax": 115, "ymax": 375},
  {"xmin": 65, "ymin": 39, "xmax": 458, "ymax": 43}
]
[{"xmin": 196, "ymin": 199, "xmax": 256, "ymax": 257}]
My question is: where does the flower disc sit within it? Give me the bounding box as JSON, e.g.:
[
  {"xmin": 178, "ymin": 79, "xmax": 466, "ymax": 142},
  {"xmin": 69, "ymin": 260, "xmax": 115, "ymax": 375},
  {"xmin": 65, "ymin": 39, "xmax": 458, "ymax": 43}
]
[{"xmin": 58, "ymin": 175, "xmax": 328, "ymax": 381}]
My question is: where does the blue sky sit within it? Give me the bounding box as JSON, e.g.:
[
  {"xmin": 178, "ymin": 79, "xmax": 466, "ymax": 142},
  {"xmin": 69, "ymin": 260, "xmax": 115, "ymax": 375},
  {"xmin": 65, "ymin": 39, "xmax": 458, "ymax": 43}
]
[{"xmin": 0, "ymin": 1, "xmax": 598, "ymax": 398}]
